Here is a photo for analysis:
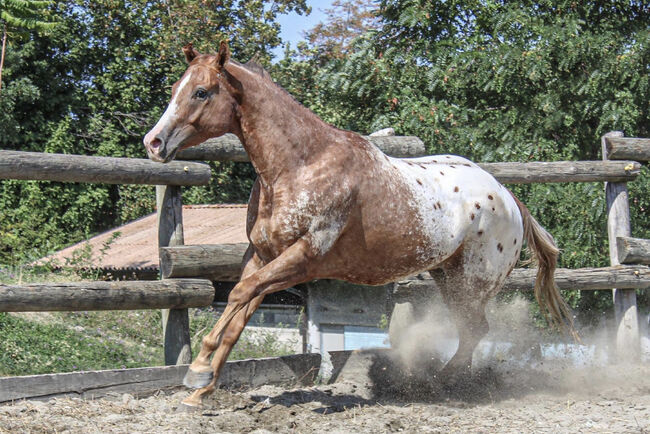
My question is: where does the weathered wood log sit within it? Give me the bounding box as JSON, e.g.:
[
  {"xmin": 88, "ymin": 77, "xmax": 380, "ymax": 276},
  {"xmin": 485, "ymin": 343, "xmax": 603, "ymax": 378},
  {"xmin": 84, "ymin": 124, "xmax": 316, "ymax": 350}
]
[
  {"xmin": 0, "ymin": 150, "xmax": 211, "ymax": 185},
  {"xmin": 604, "ymin": 137, "xmax": 650, "ymax": 162},
  {"xmin": 503, "ymin": 265, "xmax": 649, "ymax": 291},
  {"xmin": 176, "ymin": 134, "xmax": 426, "ymax": 161},
  {"xmin": 392, "ymin": 266, "xmax": 650, "ymax": 301},
  {"xmin": 178, "ymin": 134, "xmax": 249, "ymax": 161},
  {"xmin": 160, "ymin": 243, "xmax": 249, "ymax": 281},
  {"xmin": 602, "ymin": 131, "xmax": 639, "ymax": 360},
  {"xmin": 478, "ymin": 160, "xmax": 641, "ymax": 183},
  {"xmin": 617, "ymin": 237, "xmax": 650, "ymax": 265},
  {"xmin": 157, "ymin": 185, "xmax": 185, "ymax": 249},
  {"xmin": 0, "ymin": 279, "xmax": 215, "ymax": 312},
  {"xmin": 0, "ymin": 353, "xmax": 321, "ymax": 403},
  {"xmin": 157, "ymin": 185, "xmax": 191, "ymax": 365},
  {"xmin": 159, "ymin": 244, "xmax": 649, "ymax": 294},
  {"xmin": 175, "ymin": 137, "xmax": 640, "ymax": 183}
]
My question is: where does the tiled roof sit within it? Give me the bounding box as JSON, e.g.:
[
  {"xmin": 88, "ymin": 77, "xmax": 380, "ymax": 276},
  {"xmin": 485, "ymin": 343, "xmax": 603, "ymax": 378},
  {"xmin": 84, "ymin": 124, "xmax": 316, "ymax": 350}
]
[{"xmin": 42, "ymin": 204, "xmax": 248, "ymax": 272}]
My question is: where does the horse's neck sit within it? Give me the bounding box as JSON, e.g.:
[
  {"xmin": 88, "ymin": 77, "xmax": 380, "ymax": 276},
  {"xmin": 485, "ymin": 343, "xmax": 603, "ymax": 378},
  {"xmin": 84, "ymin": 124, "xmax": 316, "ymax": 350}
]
[{"xmin": 229, "ymin": 64, "xmax": 332, "ymax": 187}]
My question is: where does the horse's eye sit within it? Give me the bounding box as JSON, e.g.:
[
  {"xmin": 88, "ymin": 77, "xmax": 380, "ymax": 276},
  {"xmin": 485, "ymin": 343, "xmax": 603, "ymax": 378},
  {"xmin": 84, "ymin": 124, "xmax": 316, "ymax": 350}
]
[{"xmin": 194, "ymin": 88, "xmax": 208, "ymax": 100}]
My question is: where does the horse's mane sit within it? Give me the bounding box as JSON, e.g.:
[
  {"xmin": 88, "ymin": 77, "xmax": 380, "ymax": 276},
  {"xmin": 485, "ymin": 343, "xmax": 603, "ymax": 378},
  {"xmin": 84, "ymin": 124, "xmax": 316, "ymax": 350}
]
[
  {"xmin": 240, "ymin": 59, "xmax": 270, "ymax": 80},
  {"xmin": 234, "ymin": 58, "xmax": 318, "ymax": 120}
]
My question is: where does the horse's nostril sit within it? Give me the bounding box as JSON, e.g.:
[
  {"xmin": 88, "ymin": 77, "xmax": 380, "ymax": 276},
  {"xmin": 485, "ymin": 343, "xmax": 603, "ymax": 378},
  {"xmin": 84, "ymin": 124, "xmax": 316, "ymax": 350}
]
[{"xmin": 151, "ymin": 138, "xmax": 162, "ymax": 149}]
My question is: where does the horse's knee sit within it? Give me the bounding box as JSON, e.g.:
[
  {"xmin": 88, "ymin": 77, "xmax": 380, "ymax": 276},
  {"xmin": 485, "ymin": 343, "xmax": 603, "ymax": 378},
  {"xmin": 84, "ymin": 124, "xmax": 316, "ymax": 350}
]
[{"xmin": 201, "ymin": 334, "xmax": 218, "ymax": 352}]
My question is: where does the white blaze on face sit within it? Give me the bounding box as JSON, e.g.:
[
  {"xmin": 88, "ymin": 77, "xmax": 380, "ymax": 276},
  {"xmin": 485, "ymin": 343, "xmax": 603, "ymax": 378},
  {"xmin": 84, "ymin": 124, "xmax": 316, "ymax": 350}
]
[{"xmin": 145, "ymin": 72, "xmax": 193, "ymax": 142}]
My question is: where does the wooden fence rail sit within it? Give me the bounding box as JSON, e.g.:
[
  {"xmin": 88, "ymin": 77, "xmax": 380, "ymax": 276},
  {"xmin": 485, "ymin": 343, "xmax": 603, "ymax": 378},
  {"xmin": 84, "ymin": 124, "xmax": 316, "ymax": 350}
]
[
  {"xmin": 3, "ymin": 263, "xmax": 646, "ymax": 312},
  {"xmin": 0, "ymin": 279, "xmax": 214, "ymax": 312},
  {"xmin": 160, "ymin": 243, "xmax": 248, "ymax": 281},
  {"xmin": 0, "ymin": 150, "xmax": 211, "ymax": 186},
  {"xmin": 396, "ymin": 265, "xmax": 650, "ymax": 298},
  {"xmin": 178, "ymin": 135, "xmax": 650, "ymax": 163},
  {"xmin": 478, "ymin": 160, "xmax": 640, "ymax": 183},
  {"xmin": 174, "ymin": 135, "xmax": 643, "ymax": 183},
  {"xmin": 0, "ymin": 353, "xmax": 321, "ymax": 403},
  {"xmin": 617, "ymin": 237, "xmax": 650, "ymax": 265},
  {"xmin": 160, "ymin": 242, "xmax": 650, "ymax": 290},
  {"xmin": 604, "ymin": 137, "xmax": 650, "ymax": 161},
  {"xmin": 177, "ymin": 134, "xmax": 427, "ymax": 161}
]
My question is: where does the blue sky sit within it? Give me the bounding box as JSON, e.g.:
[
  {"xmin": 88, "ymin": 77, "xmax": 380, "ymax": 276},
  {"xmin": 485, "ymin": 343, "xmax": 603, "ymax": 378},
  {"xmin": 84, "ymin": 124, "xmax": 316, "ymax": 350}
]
[{"xmin": 273, "ymin": 0, "xmax": 333, "ymax": 58}]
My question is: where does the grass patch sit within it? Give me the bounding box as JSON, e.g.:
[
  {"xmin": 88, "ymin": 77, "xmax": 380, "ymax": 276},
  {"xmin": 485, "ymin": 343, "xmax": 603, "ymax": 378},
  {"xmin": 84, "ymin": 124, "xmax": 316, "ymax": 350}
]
[
  {"xmin": 0, "ymin": 262, "xmax": 298, "ymax": 376},
  {"xmin": 0, "ymin": 312, "xmax": 162, "ymax": 376},
  {"xmin": 0, "ymin": 308, "xmax": 298, "ymax": 377}
]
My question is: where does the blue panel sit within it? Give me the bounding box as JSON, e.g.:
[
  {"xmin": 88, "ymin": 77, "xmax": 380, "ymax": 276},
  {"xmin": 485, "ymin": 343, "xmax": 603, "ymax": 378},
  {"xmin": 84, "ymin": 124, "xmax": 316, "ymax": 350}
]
[{"xmin": 343, "ymin": 326, "xmax": 390, "ymax": 350}]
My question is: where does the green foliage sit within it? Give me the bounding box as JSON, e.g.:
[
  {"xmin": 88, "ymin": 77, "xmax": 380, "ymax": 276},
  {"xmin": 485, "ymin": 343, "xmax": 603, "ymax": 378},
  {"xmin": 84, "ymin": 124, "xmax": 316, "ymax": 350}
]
[
  {"xmin": 0, "ymin": 311, "xmax": 162, "ymax": 375},
  {"xmin": 305, "ymin": 0, "xmax": 379, "ymax": 61},
  {"xmin": 274, "ymin": 0, "xmax": 650, "ymax": 319},
  {"xmin": 0, "ymin": 306, "xmax": 297, "ymax": 376},
  {"xmin": 0, "ymin": 0, "xmax": 307, "ymax": 265},
  {"xmin": 0, "ymin": 0, "xmax": 56, "ymax": 32},
  {"xmin": 0, "ymin": 0, "xmax": 57, "ymax": 94}
]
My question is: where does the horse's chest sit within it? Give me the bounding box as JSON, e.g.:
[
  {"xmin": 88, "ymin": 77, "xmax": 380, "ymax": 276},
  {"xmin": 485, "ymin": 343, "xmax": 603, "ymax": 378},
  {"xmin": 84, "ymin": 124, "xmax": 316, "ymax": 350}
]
[{"xmin": 248, "ymin": 199, "xmax": 316, "ymax": 260}]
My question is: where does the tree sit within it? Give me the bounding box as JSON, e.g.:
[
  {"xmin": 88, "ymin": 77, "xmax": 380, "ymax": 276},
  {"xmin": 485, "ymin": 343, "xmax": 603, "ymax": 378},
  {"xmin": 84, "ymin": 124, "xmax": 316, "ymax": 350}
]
[
  {"xmin": 0, "ymin": 0, "xmax": 56, "ymax": 93},
  {"xmin": 0, "ymin": 0, "xmax": 310, "ymax": 264},
  {"xmin": 306, "ymin": 0, "xmax": 378, "ymax": 61},
  {"xmin": 272, "ymin": 0, "xmax": 379, "ymax": 123},
  {"xmin": 280, "ymin": 0, "xmax": 650, "ymax": 317},
  {"xmin": 159, "ymin": 0, "xmax": 309, "ymax": 66}
]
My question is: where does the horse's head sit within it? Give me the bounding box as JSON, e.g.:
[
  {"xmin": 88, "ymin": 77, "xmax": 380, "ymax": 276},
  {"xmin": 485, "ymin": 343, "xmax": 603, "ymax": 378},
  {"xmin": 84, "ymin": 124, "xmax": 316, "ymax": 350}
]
[{"xmin": 144, "ymin": 41, "xmax": 240, "ymax": 163}]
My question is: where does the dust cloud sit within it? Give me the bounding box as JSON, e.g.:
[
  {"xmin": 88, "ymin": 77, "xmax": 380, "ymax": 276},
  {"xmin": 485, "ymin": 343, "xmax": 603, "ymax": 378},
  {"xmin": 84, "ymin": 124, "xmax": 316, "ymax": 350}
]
[{"xmin": 377, "ymin": 292, "xmax": 650, "ymax": 402}]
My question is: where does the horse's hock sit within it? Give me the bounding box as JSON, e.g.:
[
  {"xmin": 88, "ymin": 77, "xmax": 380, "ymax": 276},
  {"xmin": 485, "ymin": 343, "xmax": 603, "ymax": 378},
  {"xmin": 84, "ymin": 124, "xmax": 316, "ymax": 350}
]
[{"xmin": 1, "ymin": 131, "xmax": 649, "ymax": 400}]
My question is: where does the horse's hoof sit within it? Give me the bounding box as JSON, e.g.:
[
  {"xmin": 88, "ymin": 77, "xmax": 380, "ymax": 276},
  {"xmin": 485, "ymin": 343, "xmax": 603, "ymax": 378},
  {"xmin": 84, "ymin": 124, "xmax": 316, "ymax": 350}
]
[
  {"xmin": 437, "ymin": 365, "xmax": 472, "ymax": 388},
  {"xmin": 183, "ymin": 368, "xmax": 214, "ymax": 389},
  {"xmin": 176, "ymin": 400, "xmax": 202, "ymax": 413}
]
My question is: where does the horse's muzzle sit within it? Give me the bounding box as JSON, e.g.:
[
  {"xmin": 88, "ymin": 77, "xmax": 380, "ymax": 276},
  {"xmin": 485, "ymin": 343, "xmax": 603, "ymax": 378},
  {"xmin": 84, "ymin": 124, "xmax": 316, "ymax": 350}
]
[{"xmin": 144, "ymin": 135, "xmax": 177, "ymax": 163}]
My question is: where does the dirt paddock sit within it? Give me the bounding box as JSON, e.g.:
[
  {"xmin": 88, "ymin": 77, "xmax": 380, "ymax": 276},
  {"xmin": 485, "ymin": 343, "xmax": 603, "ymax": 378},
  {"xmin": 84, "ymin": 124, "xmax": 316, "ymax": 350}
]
[{"xmin": 1, "ymin": 356, "xmax": 648, "ymax": 434}]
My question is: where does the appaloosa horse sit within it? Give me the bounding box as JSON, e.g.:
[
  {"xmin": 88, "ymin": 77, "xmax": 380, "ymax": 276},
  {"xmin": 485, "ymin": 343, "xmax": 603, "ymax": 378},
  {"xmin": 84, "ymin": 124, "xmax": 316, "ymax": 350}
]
[{"xmin": 144, "ymin": 42, "xmax": 573, "ymax": 408}]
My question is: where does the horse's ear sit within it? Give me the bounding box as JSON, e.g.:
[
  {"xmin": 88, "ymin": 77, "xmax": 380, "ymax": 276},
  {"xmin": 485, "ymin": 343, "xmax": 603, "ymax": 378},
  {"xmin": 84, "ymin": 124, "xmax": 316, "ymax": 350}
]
[
  {"xmin": 183, "ymin": 43, "xmax": 200, "ymax": 63},
  {"xmin": 216, "ymin": 41, "xmax": 230, "ymax": 69}
]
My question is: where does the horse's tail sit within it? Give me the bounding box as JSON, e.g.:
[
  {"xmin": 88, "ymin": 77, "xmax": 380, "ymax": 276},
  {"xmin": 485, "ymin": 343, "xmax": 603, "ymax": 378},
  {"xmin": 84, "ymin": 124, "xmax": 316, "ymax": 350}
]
[{"xmin": 511, "ymin": 193, "xmax": 578, "ymax": 339}]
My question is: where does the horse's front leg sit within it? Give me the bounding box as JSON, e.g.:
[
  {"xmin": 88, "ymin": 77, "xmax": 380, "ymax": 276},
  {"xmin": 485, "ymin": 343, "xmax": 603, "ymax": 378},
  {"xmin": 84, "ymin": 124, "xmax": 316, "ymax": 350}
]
[
  {"xmin": 181, "ymin": 293, "xmax": 265, "ymax": 408},
  {"xmin": 182, "ymin": 245, "xmax": 263, "ymax": 387},
  {"xmin": 181, "ymin": 239, "xmax": 315, "ymax": 408}
]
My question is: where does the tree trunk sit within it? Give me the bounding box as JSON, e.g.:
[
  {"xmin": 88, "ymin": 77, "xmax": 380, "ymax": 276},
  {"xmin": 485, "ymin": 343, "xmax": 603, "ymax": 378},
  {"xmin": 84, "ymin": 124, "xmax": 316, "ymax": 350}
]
[{"xmin": 0, "ymin": 25, "xmax": 7, "ymax": 94}]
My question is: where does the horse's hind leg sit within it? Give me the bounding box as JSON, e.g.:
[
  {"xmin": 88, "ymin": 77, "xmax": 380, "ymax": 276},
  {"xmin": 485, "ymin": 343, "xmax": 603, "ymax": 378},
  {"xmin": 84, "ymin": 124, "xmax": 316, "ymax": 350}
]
[
  {"xmin": 430, "ymin": 265, "xmax": 503, "ymax": 380},
  {"xmin": 438, "ymin": 283, "xmax": 490, "ymax": 379}
]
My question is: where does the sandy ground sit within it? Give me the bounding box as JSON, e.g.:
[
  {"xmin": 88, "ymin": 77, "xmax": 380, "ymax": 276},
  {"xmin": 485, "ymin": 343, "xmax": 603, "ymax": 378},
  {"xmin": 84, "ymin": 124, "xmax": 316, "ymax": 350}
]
[{"xmin": 1, "ymin": 361, "xmax": 649, "ymax": 434}]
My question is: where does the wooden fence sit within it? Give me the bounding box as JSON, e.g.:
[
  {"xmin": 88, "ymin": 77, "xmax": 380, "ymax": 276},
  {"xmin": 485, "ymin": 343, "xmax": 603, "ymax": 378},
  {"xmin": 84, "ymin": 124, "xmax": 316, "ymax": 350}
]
[
  {"xmin": 163, "ymin": 131, "xmax": 650, "ymax": 360},
  {"xmin": 0, "ymin": 135, "xmax": 426, "ymax": 366},
  {"xmin": 1, "ymin": 131, "xmax": 649, "ymax": 382}
]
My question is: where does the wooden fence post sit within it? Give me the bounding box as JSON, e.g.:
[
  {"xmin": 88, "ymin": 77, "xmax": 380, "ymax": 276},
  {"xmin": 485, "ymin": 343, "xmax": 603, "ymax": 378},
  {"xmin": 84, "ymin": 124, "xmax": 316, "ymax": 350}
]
[
  {"xmin": 602, "ymin": 131, "xmax": 640, "ymax": 360},
  {"xmin": 157, "ymin": 185, "xmax": 192, "ymax": 365}
]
